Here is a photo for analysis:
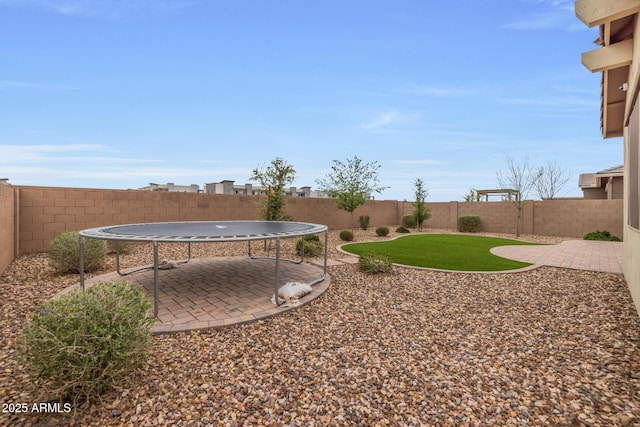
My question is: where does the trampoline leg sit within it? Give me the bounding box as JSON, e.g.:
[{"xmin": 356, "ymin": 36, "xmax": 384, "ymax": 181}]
[
  {"xmin": 153, "ymin": 241, "xmax": 159, "ymax": 317},
  {"xmin": 275, "ymin": 238, "xmax": 283, "ymax": 306},
  {"xmin": 323, "ymin": 228, "xmax": 328, "ymax": 277},
  {"xmin": 115, "ymin": 241, "xmax": 121, "ymax": 274},
  {"xmin": 79, "ymin": 235, "xmax": 85, "ymax": 291}
]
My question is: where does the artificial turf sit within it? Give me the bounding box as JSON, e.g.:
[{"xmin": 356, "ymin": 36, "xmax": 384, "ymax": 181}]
[{"xmin": 341, "ymin": 234, "xmax": 541, "ymax": 272}]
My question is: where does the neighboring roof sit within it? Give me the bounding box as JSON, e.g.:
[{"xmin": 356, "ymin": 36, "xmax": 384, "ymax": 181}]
[
  {"xmin": 596, "ymin": 164, "xmax": 624, "ymax": 177},
  {"xmin": 578, "ymin": 165, "xmax": 624, "ymax": 189}
]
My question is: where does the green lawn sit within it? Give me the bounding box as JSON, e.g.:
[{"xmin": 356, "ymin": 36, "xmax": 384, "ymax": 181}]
[{"xmin": 341, "ymin": 234, "xmax": 541, "ymax": 272}]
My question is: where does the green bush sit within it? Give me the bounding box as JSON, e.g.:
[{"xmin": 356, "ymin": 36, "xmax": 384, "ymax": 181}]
[
  {"xmin": 359, "ymin": 253, "xmax": 393, "ymax": 274},
  {"xmin": 48, "ymin": 231, "xmax": 107, "ymax": 274},
  {"xmin": 396, "ymin": 226, "xmax": 410, "ymax": 233},
  {"xmin": 17, "ymin": 281, "xmax": 153, "ymax": 403},
  {"xmin": 296, "ymin": 235, "xmax": 323, "ymax": 256},
  {"xmin": 457, "ymin": 215, "xmax": 481, "ymax": 233},
  {"xmin": 339, "ymin": 230, "xmax": 354, "ymax": 241},
  {"xmin": 375, "ymin": 226, "xmax": 389, "ymax": 237},
  {"xmin": 583, "ymin": 230, "xmax": 621, "ymax": 242},
  {"xmin": 402, "ymin": 215, "xmax": 417, "ymax": 228},
  {"xmin": 358, "ymin": 215, "xmax": 370, "ymax": 231}
]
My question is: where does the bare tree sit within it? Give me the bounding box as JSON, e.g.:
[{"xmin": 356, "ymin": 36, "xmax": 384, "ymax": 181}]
[
  {"xmin": 535, "ymin": 160, "xmax": 571, "ymax": 200},
  {"xmin": 496, "ymin": 155, "xmax": 541, "ymax": 237}
]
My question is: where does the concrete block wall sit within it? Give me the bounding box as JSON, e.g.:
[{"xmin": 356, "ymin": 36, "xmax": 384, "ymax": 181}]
[
  {"xmin": 15, "ymin": 186, "xmax": 405, "ymax": 254},
  {"xmin": 532, "ymin": 199, "xmax": 623, "ymax": 238},
  {"xmin": 403, "ymin": 199, "xmax": 623, "ymax": 238},
  {"xmin": 458, "ymin": 201, "xmax": 522, "ymax": 234},
  {"xmin": 286, "ymin": 197, "xmax": 400, "ymax": 231},
  {"xmin": 0, "ymin": 185, "xmax": 16, "ymax": 273},
  {"xmin": 17, "ymin": 187, "xmax": 261, "ymax": 254},
  {"xmin": 404, "ymin": 201, "xmax": 522, "ymax": 233},
  {"xmin": 1, "ymin": 186, "xmax": 624, "ymax": 272}
]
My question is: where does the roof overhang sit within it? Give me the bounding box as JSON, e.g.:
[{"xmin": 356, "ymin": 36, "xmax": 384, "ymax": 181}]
[{"xmin": 576, "ymin": 0, "xmax": 640, "ymax": 139}]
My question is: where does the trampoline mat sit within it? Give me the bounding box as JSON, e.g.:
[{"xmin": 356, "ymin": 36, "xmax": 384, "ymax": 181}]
[{"xmin": 80, "ymin": 221, "xmax": 327, "ymax": 242}]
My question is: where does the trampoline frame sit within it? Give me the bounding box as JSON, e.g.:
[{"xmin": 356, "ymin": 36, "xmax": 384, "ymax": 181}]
[{"xmin": 78, "ymin": 221, "xmax": 328, "ymax": 316}]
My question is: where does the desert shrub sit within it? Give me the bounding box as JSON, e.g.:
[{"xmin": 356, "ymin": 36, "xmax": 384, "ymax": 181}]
[
  {"xmin": 106, "ymin": 240, "xmax": 134, "ymax": 254},
  {"xmin": 339, "ymin": 230, "xmax": 354, "ymax": 241},
  {"xmin": 583, "ymin": 230, "xmax": 621, "ymax": 242},
  {"xmin": 296, "ymin": 235, "xmax": 323, "ymax": 256},
  {"xmin": 48, "ymin": 231, "xmax": 106, "ymax": 274},
  {"xmin": 396, "ymin": 226, "xmax": 410, "ymax": 233},
  {"xmin": 457, "ymin": 215, "xmax": 481, "ymax": 233},
  {"xmin": 358, "ymin": 215, "xmax": 370, "ymax": 231},
  {"xmin": 375, "ymin": 226, "xmax": 389, "ymax": 237},
  {"xmin": 359, "ymin": 253, "xmax": 393, "ymax": 274},
  {"xmin": 17, "ymin": 281, "xmax": 153, "ymax": 403},
  {"xmin": 402, "ymin": 215, "xmax": 417, "ymax": 228}
]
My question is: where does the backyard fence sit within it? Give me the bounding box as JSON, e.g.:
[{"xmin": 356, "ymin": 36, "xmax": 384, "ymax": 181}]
[{"xmin": 0, "ymin": 185, "xmax": 623, "ymax": 275}]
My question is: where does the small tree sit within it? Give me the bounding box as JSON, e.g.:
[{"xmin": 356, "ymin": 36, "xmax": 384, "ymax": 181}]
[
  {"xmin": 535, "ymin": 160, "xmax": 571, "ymax": 200},
  {"xmin": 463, "ymin": 188, "xmax": 482, "ymax": 202},
  {"xmin": 496, "ymin": 154, "xmax": 541, "ymax": 237},
  {"xmin": 249, "ymin": 157, "xmax": 296, "ymax": 221},
  {"xmin": 412, "ymin": 178, "xmax": 430, "ymax": 231},
  {"xmin": 315, "ymin": 155, "xmax": 389, "ymax": 229}
]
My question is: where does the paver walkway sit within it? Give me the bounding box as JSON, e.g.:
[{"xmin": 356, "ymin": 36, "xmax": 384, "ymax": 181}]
[{"xmin": 491, "ymin": 240, "xmax": 623, "ymax": 274}]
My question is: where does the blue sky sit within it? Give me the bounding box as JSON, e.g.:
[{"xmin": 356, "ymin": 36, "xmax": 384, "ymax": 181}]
[{"xmin": 0, "ymin": 0, "xmax": 621, "ymax": 202}]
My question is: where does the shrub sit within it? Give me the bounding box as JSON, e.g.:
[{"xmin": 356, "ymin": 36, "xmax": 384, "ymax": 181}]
[
  {"xmin": 359, "ymin": 253, "xmax": 393, "ymax": 274},
  {"xmin": 17, "ymin": 281, "xmax": 153, "ymax": 403},
  {"xmin": 396, "ymin": 226, "xmax": 410, "ymax": 233},
  {"xmin": 358, "ymin": 215, "xmax": 370, "ymax": 231},
  {"xmin": 583, "ymin": 230, "xmax": 621, "ymax": 242},
  {"xmin": 375, "ymin": 226, "xmax": 389, "ymax": 237},
  {"xmin": 48, "ymin": 231, "xmax": 106, "ymax": 274},
  {"xmin": 402, "ymin": 215, "xmax": 417, "ymax": 228},
  {"xmin": 296, "ymin": 235, "xmax": 323, "ymax": 256},
  {"xmin": 457, "ymin": 215, "xmax": 481, "ymax": 233},
  {"xmin": 339, "ymin": 230, "xmax": 354, "ymax": 241}
]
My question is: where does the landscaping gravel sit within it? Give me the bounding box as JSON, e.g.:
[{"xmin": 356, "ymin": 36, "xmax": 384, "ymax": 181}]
[{"xmin": 1, "ymin": 229, "xmax": 639, "ymax": 426}]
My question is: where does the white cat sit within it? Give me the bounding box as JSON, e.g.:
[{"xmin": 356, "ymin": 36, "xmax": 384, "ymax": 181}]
[{"xmin": 271, "ymin": 282, "xmax": 313, "ymax": 306}]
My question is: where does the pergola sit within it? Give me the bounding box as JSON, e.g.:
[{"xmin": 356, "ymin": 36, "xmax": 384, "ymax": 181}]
[{"xmin": 475, "ymin": 189, "xmax": 520, "ymax": 202}]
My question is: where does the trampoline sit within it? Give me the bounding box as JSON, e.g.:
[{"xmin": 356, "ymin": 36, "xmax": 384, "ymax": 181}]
[{"xmin": 78, "ymin": 221, "xmax": 328, "ymax": 316}]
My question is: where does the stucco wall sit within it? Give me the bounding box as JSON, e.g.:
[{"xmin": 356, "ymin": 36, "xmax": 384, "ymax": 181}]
[
  {"xmin": 582, "ymin": 178, "xmax": 624, "ymax": 200},
  {"xmin": 0, "ymin": 185, "xmax": 16, "ymax": 273},
  {"xmin": 624, "ymin": 226, "xmax": 640, "ymax": 314}
]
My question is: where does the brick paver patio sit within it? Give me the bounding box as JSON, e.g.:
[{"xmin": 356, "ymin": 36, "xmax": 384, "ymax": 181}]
[{"xmin": 83, "ymin": 256, "xmax": 331, "ymax": 334}]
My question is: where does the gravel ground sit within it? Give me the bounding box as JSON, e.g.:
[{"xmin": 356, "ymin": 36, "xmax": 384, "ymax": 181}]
[{"xmin": 1, "ymin": 229, "xmax": 639, "ymax": 426}]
